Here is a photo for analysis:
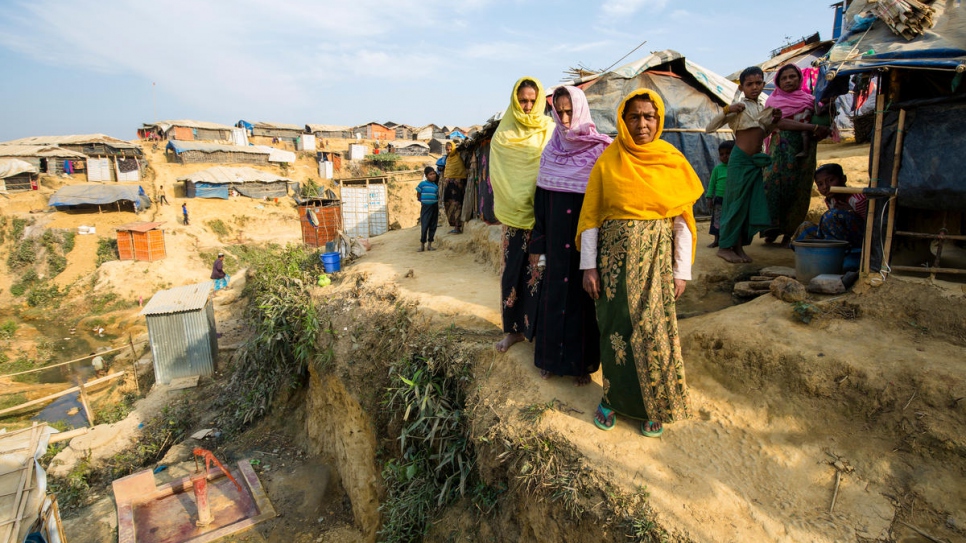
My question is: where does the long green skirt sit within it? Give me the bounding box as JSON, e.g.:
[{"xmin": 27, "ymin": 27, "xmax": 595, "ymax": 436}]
[
  {"xmin": 719, "ymin": 147, "xmax": 772, "ymax": 248},
  {"xmin": 596, "ymin": 218, "xmax": 690, "ymax": 423},
  {"xmin": 763, "ymin": 130, "xmax": 818, "ymax": 237}
]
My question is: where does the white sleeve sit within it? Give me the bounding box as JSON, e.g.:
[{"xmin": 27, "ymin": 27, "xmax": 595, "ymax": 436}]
[
  {"xmin": 672, "ymin": 216, "xmax": 692, "ymax": 281},
  {"xmin": 579, "ymin": 228, "xmax": 598, "ymax": 270}
]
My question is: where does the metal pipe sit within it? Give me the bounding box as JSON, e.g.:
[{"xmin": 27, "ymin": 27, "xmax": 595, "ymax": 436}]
[{"xmin": 191, "ymin": 471, "xmax": 213, "ymax": 527}]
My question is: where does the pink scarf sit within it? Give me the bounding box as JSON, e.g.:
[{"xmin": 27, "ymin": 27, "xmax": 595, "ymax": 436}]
[
  {"xmin": 765, "ymin": 64, "xmax": 815, "ymax": 119},
  {"xmin": 536, "ymin": 86, "xmax": 612, "ymax": 194}
]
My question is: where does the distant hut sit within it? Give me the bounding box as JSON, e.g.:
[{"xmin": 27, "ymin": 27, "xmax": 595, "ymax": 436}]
[
  {"xmin": 165, "ymin": 141, "xmax": 271, "ymax": 165},
  {"xmin": 0, "ymin": 145, "xmax": 87, "ymax": 177},
  {"xmin": 3, "ymin": 134, "xmax": 145, "ymax": 182},
  {"xmin": 244, "ymin": 121, "xmax": 304, "ymax": 143},
  {"xmin": 0, "ymin": 158, "xmax": 38, "ymax": 192},
  {"xmin": 428, "ymin": 138, "xmax": 449, "ymax": 155},
  {"xmin": 352, "ymin": 122, "xmax": 395, "ymax": 141},
  {"xmin": 138, "ymin": 120, "xmax": 234, "ymax": 141},
  {"xmin": 415, "ymin": 124, "xmax": 439, "ymax": 141},
  {"xmin": 392, "ymin": 141, "xmax": 430, "ymax": 156},
  {"xmin": 178, "ymin": 166, "xmax": 292, "ymax": 199},
  {"xmin": 141, "ymin": 282, "xmax": 218, "ymax": 385},
  {"xmin": 389, "ymin": 123, "xmax": 415, "ymax": 140},
  {"xmin": 447, "ymin": 129, "xmax": 467, "ymax": 140},
  {"xmin": 305, "ymin": 124, "xmax": 352, "ymax": 139},
  {"xmin": 116, "ymin": 222, "xmax": 166, "ymax": 262}
]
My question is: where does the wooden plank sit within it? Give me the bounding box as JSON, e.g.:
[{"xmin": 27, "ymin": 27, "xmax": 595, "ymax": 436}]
[
  {"xmin": 881, "ymin": 108, "xmax": 907, "ymax": 267},
  {"xmin": 0, "ymin": 371, "xmax": 125, "ymax": 417}
]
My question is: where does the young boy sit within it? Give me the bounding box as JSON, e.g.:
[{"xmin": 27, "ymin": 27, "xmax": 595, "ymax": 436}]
[
  {"xmin": 415, "ymin": 166, "xmax": 440, "ymax": 252},
  {"xmin": 705, "ymin": 140, "xmax": 735, "ymax": 248},
  {"xmin": 705, "ymin": 66, "xmax": 782, "ymax": 264}
]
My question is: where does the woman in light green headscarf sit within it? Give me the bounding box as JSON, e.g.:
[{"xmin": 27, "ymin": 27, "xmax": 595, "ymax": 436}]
[{"xmin": 491, "ymin": 76, "xmax": 554, "ymax": 352}]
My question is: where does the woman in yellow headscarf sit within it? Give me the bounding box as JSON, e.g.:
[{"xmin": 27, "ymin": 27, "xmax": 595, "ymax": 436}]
[
  {"xmin": 490, "ymin": 76, "xmax": 554, "ymax": 352},
  {"xmin": 576, "ymin": 88, "xmax": 704, "ymax": 437}
]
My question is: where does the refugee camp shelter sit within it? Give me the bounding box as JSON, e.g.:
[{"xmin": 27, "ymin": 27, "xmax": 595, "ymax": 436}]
[
  {"xmin": 239, "ymin": 121, "xmax": 304, "ymax": 142},
  {"xmin": 141, "ymin": 281, "xmax": 217, "ymax": 385},
  {"xmin": 138, "ymin": 120, "xmax": 234, "ymax": 141},
  {"xmin": 817, "ymin": 0, "xmax": 966, "ymax": 278},
  {"xmin": 447, "ymin": 129, "xmax": 467, "ymax": 140},
  {"xmin": 428, "ymin": 138, "xmax": 450, "ymax": 155},
  {"xmin": 3, "ymin": 134, "xmax": 146, "ymax": 181},
  {"xmin": 0, "ymin": 145, "xmax": 87, "ymax": 177},
  {"xmin": 48, "ymin": 183, "xmax": 151, "ymax": 212},
  {"xmin": 178, "ymin": 166, "xmax": 292, "ymax": 199},
  {"xmin": 165, "ymin": 140, "xmax": 270, "ymax": 165},
  {"xmin": 353, "ymin": 122, "xmax": 395, "ymax": 141},
  {"xmin": 341, "ymin": 177, "xmax": 389, "ymax": 238},
  {"xmin": 0, "ymin": 158, "xmax": 38, "ymax": 192},
  {"xmin": 415, "ymin": 124, "xmax": 439, "ymax": 140},
  {"xmin": 0, "ymin": 424, "xmax": 68, "ymax": 543},
  {"xmin": 565, "ymin": 49, "xmax": 738, "ymax": 215},
  {"xmin": 298, "ymin": 197, "xmax": 342, "ymax": 248},
  {"xmin": 116, "ymin": 222, "xmax": 166, "ymax": 262},
  {"xmin": 306, "ymin": 124, "xmax": 352, "ymax": 139},
  {"xmin": 392, "ymin": 141, "xmax": 430, "ymax": 156},
  {"xmin": 389, "ymin": 123, "xmax": 415, "ymax": 140}
]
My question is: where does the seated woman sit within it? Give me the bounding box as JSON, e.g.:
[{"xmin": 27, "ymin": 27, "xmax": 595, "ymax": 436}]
[{"xmin": 794, "ymin": 163, "xmax": 867, "ymax": 248}]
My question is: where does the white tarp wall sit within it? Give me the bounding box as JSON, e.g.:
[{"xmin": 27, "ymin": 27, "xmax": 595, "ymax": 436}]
[
  {"xmin": 297, "ymin": 134, "xmax": 315, "ymax": 151},
  {"xmin": 318, "ymin": 161, "xmax": 333, "ymax": 179},
  {"xmin": 348, "ymin": 144, "xmax": 367, "ymax": 161},
  {"xmin": 341, "ymin": 182, "xmax": 388, "ymax": 238},
  {"xmin": 231, "ymin": 128, "xmax": 249, "ymax": 147},
  {"xmin": 87, "ymin": 158, "xmax": 111, "ymax": 181},
  {"xmin": 115, "ymin": 159, "xmax": 140, "ymax": 182}
]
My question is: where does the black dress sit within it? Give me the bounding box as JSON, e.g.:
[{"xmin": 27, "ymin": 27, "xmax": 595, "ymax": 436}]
[{"xmin": 528, "ymin": 187, "xmax": 600, "ymax": 377}]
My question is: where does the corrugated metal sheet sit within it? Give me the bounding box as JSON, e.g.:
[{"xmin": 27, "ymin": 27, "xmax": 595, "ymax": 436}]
[
  {"xmin": 145, "ymin": 299, "xmax": 217, "ymax": 384},
  {"xmin": 141, "ymin": 281, "xmax": 213, "ymax": 316},
  {"xmin": 177, "ymin": 166, "xmax": 292, "ymax": 184}
]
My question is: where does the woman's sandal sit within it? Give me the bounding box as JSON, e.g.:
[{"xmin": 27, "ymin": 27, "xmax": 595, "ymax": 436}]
[
  {"xmin": 641, "ymin": 420, "xmax": 664, "ymax": 438},
  {"xmin": 593, "ymin": 404, "xmax": 616, "ymax": 431}
]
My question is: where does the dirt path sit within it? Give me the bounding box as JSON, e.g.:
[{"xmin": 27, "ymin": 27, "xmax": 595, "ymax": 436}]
[{"xmin": 352, "ymin": 220, "xmax": 965, "ymax": 542}]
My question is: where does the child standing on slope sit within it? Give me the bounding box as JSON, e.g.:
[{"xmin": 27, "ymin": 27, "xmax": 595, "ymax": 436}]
[
  {"xmin": 705, "ymin": 140, "xmax": 735, "ymax": 248},
  {"xmin": 416, "ymin": 166, "xmax": 440, "ymax": 252}
]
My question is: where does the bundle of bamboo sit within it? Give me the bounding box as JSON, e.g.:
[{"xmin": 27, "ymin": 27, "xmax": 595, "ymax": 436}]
[{"xmin": 871, "ymin": 0, "xmax": 936, "ymax": 40}]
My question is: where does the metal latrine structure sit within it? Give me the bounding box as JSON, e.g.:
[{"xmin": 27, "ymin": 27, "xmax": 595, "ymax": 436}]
[{"xmin": 141, "ymin": 282, "xmax": 217, "ymax": 384}]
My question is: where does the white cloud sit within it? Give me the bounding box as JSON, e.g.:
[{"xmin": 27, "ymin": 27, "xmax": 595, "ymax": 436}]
[{"xmin": 600, "ymin": 0, "xmax": 668, "ymax": 17}]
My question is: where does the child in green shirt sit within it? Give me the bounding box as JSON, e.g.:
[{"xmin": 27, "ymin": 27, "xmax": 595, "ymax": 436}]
[{"xmin": 706, "ymin": 140, "xmax": 735, "ymax": 248}]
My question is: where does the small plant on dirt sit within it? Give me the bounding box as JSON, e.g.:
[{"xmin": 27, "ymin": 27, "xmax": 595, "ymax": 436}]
[
  {"xmin": 11, "ymin": 217, "xmax": 30, "ymax": 240},
  {"xmin": 520, "ymin": 399, "xmax": 556, "ymax": 423},
  {"xmin": 95, "ymin": 238, "xmax": 118, "ymax": 266},
  {"xmin": 95, "ymin": 392, "xmax": 138, "ymax": 425},
  {"xmin": 7, "ymin": 237, "xmax": 37, "ymax": 270},
  {"xmin": 26, "ymin": 282, "xmax": 64, "ymax": 308},
  {"xmin": 0, "ymin": 392, "xmax": 27, "ymax": 411},
  {"xmin": 0, "ymin": 319, "xmax": 17, "ymax": 340},
  {"xmin": 47, "ymin": 252, "xmax": 67, "ymax": 276},
  {"xmin": 10, "ymin": 269, "xmax": 39, "ymax": 297},
  {"xmin": 62, "ymin": 230, "xmax": 76, "ymax": 253},
  {"xmin": 205, "ymin": 219, "xmax": 232, "ymax": 239},
  {"xmin": 365, "ymin": 153, "xmax": 402, "ymax": 171}
]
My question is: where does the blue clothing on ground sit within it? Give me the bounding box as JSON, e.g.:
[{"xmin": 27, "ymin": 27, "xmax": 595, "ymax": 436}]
[{"xmin": 416, "ymin": 180, "xmax": 439, "ymax": 205}]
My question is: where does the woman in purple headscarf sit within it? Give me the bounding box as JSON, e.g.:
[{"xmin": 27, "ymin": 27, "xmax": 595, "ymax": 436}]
[{"xmin": 528, "ymin": 86, "xmax": 612, "ymax": 385}]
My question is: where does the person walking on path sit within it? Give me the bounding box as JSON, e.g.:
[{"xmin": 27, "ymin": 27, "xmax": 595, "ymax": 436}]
[
  {"xmin": 442, "ymin": 141, "xmax": 468, "ymax": 234},
  {"xmin": 182, "ymin": 203, "xmax": 189, "ymax": 225},
  {"xmin": 490, "ymin": 76, "xmax": 554, "ymax": 353},
  {"xmin": 416, "ymin": 167, "xmax": 440, "ymax": 252},
  {"xmin": 578, "ymin": 89, "xmax": 704, "ymax": 437},
  {"xmin": 529, "ymin": 85, "xmax": 611, "ymax": 386},
  {"xmin": 158, "ymin": 185, "xmax": 169, "ymax": 205},
  {"xmin": 211, "ymin": 252, "xmax": 230, "ymax": 291}
]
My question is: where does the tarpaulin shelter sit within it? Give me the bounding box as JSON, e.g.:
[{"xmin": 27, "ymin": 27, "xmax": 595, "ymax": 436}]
[
  {"xmin": 0, "ymin": 158, "xmax": 38, "ymax": 192},
  {"xmin": 565, "ymin": 50, "xmax": 738, "ymax": 216},
  {"xmin": 48, "ymin": 183, "xmax": 152, "ymax": 212},
  {"xmin": 817, "ymin": 0, "xmax": 966, "ymax": 278},
  {"xmin": 0, "ymin": 144, "xmax": 87, "ymax": 177},
  {"xmin": 165, "ymin": 140, "xmax": 270, "ymax": 165},
  {"xmin": 239, "ymin": 121, "xmax": 304, "ymax": 142},
  {"xmin": 178, "ymin": 166, "xmax": 292, "ymax": 199},
  {"xmin": 306, "ymin": 124, "xmax": 352, "ymax": 139}
]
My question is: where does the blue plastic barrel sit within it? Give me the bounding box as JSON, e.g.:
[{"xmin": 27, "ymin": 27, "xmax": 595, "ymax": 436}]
[
  {"xmin": 791, "ymin": 240, "xmax": 849, "ymax": 283},
  {"xmin": 321, "ymin": 252, "xmax": 341, "ymax": 273}
]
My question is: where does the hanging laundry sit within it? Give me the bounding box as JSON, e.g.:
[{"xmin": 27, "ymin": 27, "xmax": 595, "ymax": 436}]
[{"xmin": 117, "ymin": 157, "xmax": 139, "ymax": 173}]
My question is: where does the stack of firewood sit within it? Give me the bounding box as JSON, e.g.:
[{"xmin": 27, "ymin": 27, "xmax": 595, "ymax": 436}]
[{"xmin": 870, "ymin": 0, "xmax": 936, "ymax": 40}]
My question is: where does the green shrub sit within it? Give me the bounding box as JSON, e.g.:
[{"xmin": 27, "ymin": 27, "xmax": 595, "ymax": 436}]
[
  {"xmin": 26, "ymin": 282, "xmax": 62, "ymax": 307},
  {"xmin": 47, "ymin": 253, "xmax": 67, "ymax": 276},
  {"xmin": 7, "ymin": 238, "xmax": 37, "ymax": 270},
  {"xmin": 10, "ymin": 269, "xmax": 39, "ymax": 297},
  {"xmin": 62, "ymin": 231, "xmax": 76, "ymax": 253},
  {"xmin": 95, "ymin": 238, "xmax": 118, "ymax": 266},
  {"xmin": 11, "ymin": 218, "xmax": 29, "ymax": 240},
  {"xmin": 0, "ymin": 320, "xmax": 17, "ymax": 339},
  {"xmin": 205, "ymin": 219, "xmax": 232, "ymax": 239}
]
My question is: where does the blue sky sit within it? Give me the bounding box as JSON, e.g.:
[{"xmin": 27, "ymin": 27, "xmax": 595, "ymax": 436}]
[{"xmin": 0, "ymin": 0, "xmax": 834, "ymax": 141}]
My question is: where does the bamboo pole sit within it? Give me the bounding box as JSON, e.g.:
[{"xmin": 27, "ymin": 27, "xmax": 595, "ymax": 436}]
[
  {"xmin": 881, "ymin": 108, "xmax": 907, "ymax": 267},
  {"xmin": 861, "ymin": 81, "xmax": 887, "ymax": 275},
  {"xmin": 77, "ymin": 373, "xmax": 95, "ymax": 427},
  {"xmin": 129, "ymin": 334, "xmax": 141, "ymax": 396},
  {"xmin": 0, "ymin": 342, "xmax": 146, "ymax": 379},
  {"xmin": 0, "ymin": 371, "xmax": 125, "ymax": 417}
]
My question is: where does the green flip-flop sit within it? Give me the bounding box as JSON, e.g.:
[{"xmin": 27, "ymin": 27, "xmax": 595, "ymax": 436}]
[
  {"xmin": 593, "ymin": 404, "xmax": 616, "ymax": 431},
  {"xmin": 641, "ymin": 420, "xmax": 664, "ymax": 438}
]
